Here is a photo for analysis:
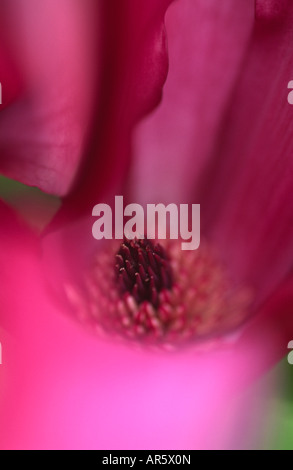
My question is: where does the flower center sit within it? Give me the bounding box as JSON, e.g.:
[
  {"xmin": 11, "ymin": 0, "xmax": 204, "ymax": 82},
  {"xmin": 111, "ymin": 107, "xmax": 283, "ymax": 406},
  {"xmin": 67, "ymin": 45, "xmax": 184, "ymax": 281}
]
[
  {"xmin": 65, "ymin": 238, "xmax": 253, "ymax": 349},
  {"xmin": 115, "ymin": 238, "xmax": 173, "ymax": 308}
]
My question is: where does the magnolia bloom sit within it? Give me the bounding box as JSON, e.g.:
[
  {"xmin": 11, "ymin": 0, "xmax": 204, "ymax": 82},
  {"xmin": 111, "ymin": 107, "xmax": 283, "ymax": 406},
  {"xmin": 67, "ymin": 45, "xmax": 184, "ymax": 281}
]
[{"xmin": 0, "ymin": 0, "xmax": 293, "ymax": 450}]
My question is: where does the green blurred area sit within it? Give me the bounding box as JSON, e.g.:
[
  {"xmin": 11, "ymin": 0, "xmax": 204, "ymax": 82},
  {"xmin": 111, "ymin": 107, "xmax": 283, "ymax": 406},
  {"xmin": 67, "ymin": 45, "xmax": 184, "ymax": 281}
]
[
  {"xmin": 0, "ymin": 175, "xmax": 61, "ymax": 231},
  {"xmin": 262, "ymin": 359, "xmax": 293, "ymax": 450}
]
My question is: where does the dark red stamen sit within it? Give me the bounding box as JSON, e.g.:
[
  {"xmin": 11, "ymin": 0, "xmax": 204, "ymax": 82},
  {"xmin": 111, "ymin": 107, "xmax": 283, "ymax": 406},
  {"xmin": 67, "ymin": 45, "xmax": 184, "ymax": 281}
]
[{"xmin": 115, "ymin": 238, "xmax": 173, "ymax": 307}]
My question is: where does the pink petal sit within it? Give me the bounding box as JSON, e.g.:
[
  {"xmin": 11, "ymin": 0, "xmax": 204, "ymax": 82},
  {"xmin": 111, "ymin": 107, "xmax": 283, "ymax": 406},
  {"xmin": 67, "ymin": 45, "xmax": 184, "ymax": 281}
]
[
  {"xmin": 60, "ymin": 0, "xmax": 175, "ymax": 214},
  {"xmin": 255, "ymin": 0, "xmax": 289, "ymax": 20},
  {"xmin": 0, "ymin": 0, "xmax": 174, "ymax": 199},
  {"xmin": 0, "ymin": 35, "xmax": 23, "ymax": 108},
  {"xmin": 130, "ymin": 0, "xmax": 254, "ymax": 205},
  {"xmin": 202, "ymin": 4, "xmax": 293, "ymax": 303},
  {"xmin": 0, "ymin": 0, "xmax": 99, "ymax": 196},
  {"xmin": 237, "ymin": 274, "xmax": 293, "ymax": 383}
]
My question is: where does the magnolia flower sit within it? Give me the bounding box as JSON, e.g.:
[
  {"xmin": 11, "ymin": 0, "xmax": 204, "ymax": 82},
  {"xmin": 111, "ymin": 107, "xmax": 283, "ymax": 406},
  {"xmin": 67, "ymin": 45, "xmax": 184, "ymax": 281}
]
[{"xmin": 0, "ymin": 0, "xmax": 293, "ymax": 450}]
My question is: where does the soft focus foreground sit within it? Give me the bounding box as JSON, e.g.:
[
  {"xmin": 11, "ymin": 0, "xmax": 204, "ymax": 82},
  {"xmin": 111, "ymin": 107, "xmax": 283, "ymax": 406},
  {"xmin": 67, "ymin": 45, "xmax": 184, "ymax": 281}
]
[{"xmin": 0, "ymin": 204, "xmax": 279, "ymax": 449}]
